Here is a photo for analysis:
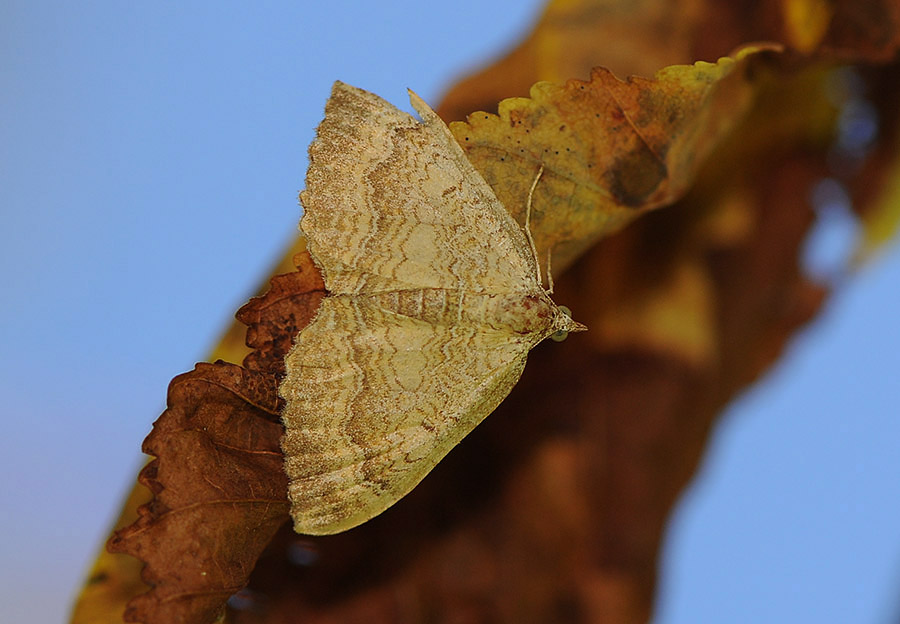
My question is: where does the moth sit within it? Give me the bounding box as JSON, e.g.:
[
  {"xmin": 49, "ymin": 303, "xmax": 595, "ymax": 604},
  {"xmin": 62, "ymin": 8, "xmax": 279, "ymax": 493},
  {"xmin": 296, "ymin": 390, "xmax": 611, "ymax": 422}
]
[{"xmin": 279, "ymin": 81, "xmax": 585, "ymax": 534}]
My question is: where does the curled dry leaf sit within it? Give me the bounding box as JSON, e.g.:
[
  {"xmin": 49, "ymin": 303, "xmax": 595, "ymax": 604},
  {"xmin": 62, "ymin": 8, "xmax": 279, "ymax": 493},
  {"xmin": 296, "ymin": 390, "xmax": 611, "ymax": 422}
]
[
  {"xmin": 106, "ymin": 252, "xmax": 324, "ymax": 624},
  {"xmin": 106, "ymin": 363, "xmax": 289, "ymax": 624},
  {"xmin": 70, "ymin": 241, "xmax": 311, "ymax": 624}
]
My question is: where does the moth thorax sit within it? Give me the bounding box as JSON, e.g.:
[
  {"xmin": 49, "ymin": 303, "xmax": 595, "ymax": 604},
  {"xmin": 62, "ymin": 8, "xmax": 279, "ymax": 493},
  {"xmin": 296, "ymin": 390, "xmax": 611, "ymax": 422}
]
[{"xmin": 488, "ymin": 292, "xmax": 555, "ymax": 335}]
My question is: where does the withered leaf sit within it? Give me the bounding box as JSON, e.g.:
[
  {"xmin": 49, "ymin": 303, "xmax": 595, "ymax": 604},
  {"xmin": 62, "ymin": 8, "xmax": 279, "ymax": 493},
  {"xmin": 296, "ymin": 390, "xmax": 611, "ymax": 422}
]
[
  {"xmin": 106, "ymin": 252, "xmax": 325, "ymax": 624},
  {"xmin": 107, "ymin": 362, "xmax": 289, "ymax": 624},
  {"xmin": 449, "ymin": 45, "xmax": 781, "ymax": 274},
  {"xmin": 70, "ymin": 242, "xmax": 316, "ymax": 624}
]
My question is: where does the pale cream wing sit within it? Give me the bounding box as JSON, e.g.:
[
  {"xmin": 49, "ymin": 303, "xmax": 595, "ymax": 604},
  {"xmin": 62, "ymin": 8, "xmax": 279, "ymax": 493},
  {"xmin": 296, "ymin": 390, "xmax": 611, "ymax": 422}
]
[
  {"xmin": 300, "ymin": 81, "xmax": 539, "ymax": 295},
  {"xmin": 279, "ymin": 295, "xmax": 531, "ymax": 535}
]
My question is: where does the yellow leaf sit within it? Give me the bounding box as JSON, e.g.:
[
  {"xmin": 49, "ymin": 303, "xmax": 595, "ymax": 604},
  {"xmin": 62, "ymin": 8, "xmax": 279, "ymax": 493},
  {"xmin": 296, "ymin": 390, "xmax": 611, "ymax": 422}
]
[{"xmin": 449, "ymin": 44, "xmax": 782, "ymax": 274}]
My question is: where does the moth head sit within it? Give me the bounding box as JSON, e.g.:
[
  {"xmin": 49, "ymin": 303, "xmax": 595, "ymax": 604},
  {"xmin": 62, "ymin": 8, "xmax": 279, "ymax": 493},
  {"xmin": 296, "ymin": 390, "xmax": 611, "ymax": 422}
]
[{"xmin": 550, "ymin": 305, "xmax": 587, "ymax": 342}]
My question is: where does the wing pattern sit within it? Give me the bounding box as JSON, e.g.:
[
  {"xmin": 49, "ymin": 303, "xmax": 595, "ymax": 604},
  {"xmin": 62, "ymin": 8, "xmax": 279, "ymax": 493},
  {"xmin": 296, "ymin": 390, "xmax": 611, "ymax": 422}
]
[
  {"xmin": 281, "ymin": 295, "xmax": 530, "ymax": 534},
  {"xmin": 299, "ymin": 82, "xmax": 540, "ymax": 295}
]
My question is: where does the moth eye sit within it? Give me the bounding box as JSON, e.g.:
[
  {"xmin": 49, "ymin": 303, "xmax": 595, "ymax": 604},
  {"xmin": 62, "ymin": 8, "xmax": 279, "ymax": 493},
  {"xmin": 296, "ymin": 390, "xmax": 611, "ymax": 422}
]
[{"xmin": 551, "ymin": 306, "xmax": 572, "ymax": 342}]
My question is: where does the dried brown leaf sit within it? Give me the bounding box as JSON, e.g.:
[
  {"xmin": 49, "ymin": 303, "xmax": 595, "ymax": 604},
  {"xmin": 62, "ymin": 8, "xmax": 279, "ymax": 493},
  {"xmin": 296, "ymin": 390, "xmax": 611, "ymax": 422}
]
[
  {"xmin": 106, "ymin": 362, "xmax": 289, "ymax": 624},
  {"xmin": 105, "ymin": 252, "xmax": 325, "ymax": 624},
  {"xmin": 70, "ymin": 241, "xmax": 312, "ymax": 624}
]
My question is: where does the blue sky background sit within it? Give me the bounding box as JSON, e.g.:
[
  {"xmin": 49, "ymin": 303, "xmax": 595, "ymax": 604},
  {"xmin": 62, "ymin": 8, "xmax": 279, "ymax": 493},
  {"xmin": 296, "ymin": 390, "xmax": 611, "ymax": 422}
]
[{"xmin": 2, "ymin": 2, "xmax": 898, "ymax": 622}]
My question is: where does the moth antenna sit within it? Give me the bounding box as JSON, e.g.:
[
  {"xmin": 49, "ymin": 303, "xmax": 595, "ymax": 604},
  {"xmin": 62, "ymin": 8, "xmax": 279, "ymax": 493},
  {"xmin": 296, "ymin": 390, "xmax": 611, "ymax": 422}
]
[
  {"xmin": 524, "ymin": 164, "xmax": 544, "ymax": 288},
  {"xmin": 546, "ymin": 247, "xmax": 554, "ymax": 295}
]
